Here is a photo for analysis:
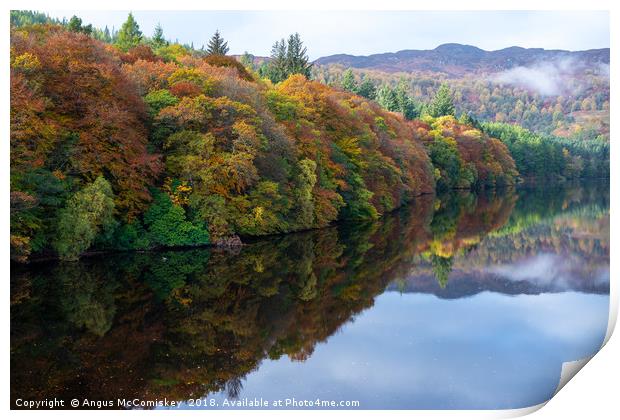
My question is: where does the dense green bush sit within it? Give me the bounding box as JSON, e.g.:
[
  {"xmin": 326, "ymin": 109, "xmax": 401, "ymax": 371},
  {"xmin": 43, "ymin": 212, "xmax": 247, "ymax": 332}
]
[{"xmin": 143, "ymin": 191, "xmax": 210, "ymax": 247}]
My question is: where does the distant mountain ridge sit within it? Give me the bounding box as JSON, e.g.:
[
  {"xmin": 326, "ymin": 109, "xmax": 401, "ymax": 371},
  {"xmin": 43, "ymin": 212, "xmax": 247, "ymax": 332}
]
[{"xmin": 314, "ymin": 43, "xmax": 610, "ymax": 76}]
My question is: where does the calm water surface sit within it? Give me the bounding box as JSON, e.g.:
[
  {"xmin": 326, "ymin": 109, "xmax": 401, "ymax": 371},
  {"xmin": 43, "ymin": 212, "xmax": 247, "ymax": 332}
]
[{"xmin": 11, "ymin": 182, "xmax": 609, "ymax": 409}]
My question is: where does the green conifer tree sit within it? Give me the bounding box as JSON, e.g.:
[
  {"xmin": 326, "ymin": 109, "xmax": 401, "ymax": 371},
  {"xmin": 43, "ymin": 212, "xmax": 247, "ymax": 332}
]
[
  {"xmin": 67, "ymin": 15, "xmax": 92, "ymax": 35},
  {"xmin": 240, "ymin": 52, "xmax": 256, "ymax": 70},
  {"xmin": 431, "ymin": 255, "xmax": 453, "ymax": 289},
  {"xmin": 341, "ymin": 69, "xmax": 358, "ymax": 93},
  {"xmin": 266, "ymin": 33, "xmax": 312, "ymax": 83},
  {"xmin": 285, "ymin": 33, "xmax": 312, "ymax": 78},
  {"xmin": 206, "ymin": 30, "xmax": 229, "ymax": 56},
  {"xmin": 67, "ymin": 16, "xmax": 83, "ymax": 33},
  {"xmin": 395, "ymin": 80, "xmax": 419, "ymax": 120},
  {"xmin": 429, "ymin": 83, "xmax": 456, "ymax": 117},
  {"xmin": 116, "ymin": 12, "xmax": 142, "ymax": 52},
  {"xmin": 152, "ymin": 23, "xmax": 167, "ymax": 49},
  {"xmin": 103, "ymin": 26, "xmax": 112, "ymax": 43},
  {"xmin": 376, "ymin": 84, "xmax": 398, "ymax": 112},
  {"xmin": 267, "ymin": 39, "xmax": 288, "ymax": 83},
  {"xmin": 357, "ymin": 76, "xmax": 376, "ymax": 100}
]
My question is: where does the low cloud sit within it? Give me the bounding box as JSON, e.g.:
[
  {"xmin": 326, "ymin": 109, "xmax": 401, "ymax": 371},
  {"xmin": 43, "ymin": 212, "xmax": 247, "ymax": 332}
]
[
  {"xmin": 598, "ymin": 63, "xmax": 610, "ymax": 77},
  {"xmin": 491, "ymin": 57, "xmax": 600, "ymax": 96},
  {"xmin": 488, "ymin": 253, "xmax": 569, "ymax": 286},
  {"xmin": 487, "ymin": 253, "xmax": 609, "ymax": 291}
]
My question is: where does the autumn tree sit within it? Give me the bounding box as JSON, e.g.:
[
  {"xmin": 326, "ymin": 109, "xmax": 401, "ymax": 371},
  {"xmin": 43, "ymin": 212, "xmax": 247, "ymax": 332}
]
[
  {"xmin": 54, "ymin": 177, "xmax": 115, "ymax": 260},
  {"xmin": 10, "ymin": 27, "xmax": 160, "ymax": 226},
  {"xmin": 296, "ymin": 159, "xmax": 317, "ymax": 228},
  {"xmin": 427, "ymin": 134, "xmax": 463, "ymax": 191},
  {"xmin": 10, "ymin": 20, "xmax": 552, "ymax": 263}
]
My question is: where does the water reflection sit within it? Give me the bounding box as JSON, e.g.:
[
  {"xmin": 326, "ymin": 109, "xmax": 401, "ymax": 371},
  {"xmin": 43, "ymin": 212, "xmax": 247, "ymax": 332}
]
[{"xmin": 10, "ymin": 182, "xmax": 609, "ymax": 409}]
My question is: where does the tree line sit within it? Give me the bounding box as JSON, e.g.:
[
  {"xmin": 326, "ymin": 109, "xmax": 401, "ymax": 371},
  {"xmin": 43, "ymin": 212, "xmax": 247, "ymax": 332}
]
[
  {"xmin": 315, "ymin": 64, "xmax": 609, "ymax": 140},
  {"xmin": 9, "ymin": 11, "xmax": 608, "ymax": 263}
]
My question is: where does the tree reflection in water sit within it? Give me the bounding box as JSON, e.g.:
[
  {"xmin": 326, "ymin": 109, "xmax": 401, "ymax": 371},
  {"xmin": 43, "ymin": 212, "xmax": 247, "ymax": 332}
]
[{"xmin": 10, "ymin": 182, "xmax": 609, "ymax": 408}]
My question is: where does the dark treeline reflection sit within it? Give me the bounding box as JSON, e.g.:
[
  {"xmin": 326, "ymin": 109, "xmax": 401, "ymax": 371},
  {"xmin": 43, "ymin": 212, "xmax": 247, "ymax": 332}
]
[{"xmin": 11, "ymin": 182, "xmax": 609, "ymax": 408}]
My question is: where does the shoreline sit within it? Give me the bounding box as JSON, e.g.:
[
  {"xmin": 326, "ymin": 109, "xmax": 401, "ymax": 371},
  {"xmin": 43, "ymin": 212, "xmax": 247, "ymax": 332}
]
[{"xmin": 11, "ymin": 177, "xmax": 609, "ymax": 266}]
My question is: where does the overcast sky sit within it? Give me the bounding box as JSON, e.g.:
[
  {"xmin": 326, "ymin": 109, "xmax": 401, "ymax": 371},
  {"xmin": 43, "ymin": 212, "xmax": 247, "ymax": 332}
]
[{"xmin": 44, "ymin": 10, "xmax": 610, "ymax": 59}]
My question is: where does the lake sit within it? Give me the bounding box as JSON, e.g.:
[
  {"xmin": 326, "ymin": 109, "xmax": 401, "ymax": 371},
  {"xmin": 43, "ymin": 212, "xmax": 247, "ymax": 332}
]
[{"xmin": 10, "ymin": 181, "xmax": 609, "ymax": 410}]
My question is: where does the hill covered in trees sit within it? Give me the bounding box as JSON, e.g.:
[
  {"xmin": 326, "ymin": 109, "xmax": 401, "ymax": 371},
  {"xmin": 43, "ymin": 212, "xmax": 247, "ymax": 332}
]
[
  {"xmin": 315, "ymin": 43, "xmax": 609, "ymax": 75},
  {"xmin": 313, "ymin": 44, "xmax": 610, "ymax": 139},
  {"xmin": 10, "ymin": 18, "xmax": 435, "ymax": 262},
  {"xmin": 9, "ymin": 12, "xmax": 606, "ymax": 263}
]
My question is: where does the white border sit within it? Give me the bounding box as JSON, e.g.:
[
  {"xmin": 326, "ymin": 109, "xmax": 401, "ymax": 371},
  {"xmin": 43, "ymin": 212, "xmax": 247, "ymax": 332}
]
[{"xmin": 3, "ymin": 1, "xmax": 617, "ymax": 419}]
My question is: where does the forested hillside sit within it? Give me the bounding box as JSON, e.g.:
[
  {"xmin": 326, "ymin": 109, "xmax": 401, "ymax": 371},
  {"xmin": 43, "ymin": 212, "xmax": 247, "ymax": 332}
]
[
  {"xmin": 313, "ymin": 44, "xmax": 610, "ymax": 139},
  {"xmin": 11, "ymin": 20, "xmax": 436, "ymax": 262},
  {"xmin": 9, "ymin": 12, "xmax": 607, "ymax": 263}
]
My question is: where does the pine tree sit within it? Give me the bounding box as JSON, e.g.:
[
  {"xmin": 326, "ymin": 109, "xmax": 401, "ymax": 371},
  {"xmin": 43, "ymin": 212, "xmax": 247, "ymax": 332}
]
[
  {"xmin": 258, "ymin": 62, "xmax": 270, "ymax": 79},
  {"xmin": 206, "ymin": 30, "xmax": 229, "ymax": 56},
  {"xmin": 341, "ymin": 69, "xmax": 358, "ymax": 93},
  {"xmin": 395, "ymin": 80, "xmax": 419, "ymax": 120},
  {"xmin": 267, "ymin": 39, "xmax": 288, "ymax": 83},
  {"xmin": 110, "ymin": 26, "xmax": 118, "ymax": 43},
  {"xmin": 266, "ymin": 33, "xmax": 312, "ymax": 83},
  {"xmin": 376, "ymin": 85, "xmax": 398, "ymax": 112},
  {"xmin": 152, "ymin": 23, "xmax": 167, "ymax": 48},
  {"xmin": 67, "ymin": 15, "xmax": 82, "ymax": 33},
  {"xmin": 357, "ymin": 76, "xmax": 376, "ymax": 100},
  {"xmin": 459, "ymin": 113, "xmax": 481, "ymax": 129},
  {"xmin": 67, "ymin": 15, "xmax": 92, "ymax": 35},
  {"xmin": 240, "ymin": 52, "xmax": 256, "ymax": 70},
  {"xmin": 83, "ymin": 23, "xmax": 93, "ymax": 35},
  {"xmin": 428, "ymin": 83, "xmax": 455, "ymax": 117},
  {"xmin": 285, "ymin": 33, "xmax": 312, "ymax": 78},
  {"xmin": 103, "ymin": 26, "xmax": 112, "ymax": 43},
  {"xmin": 116, "ymin": 12, "xmax": 142, "ymax": 52},
  {"xmin": 431, "ymin": 255, "xmax": 453, "ymax": 289}
]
